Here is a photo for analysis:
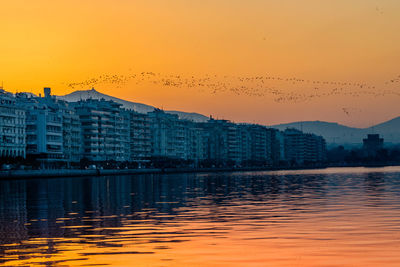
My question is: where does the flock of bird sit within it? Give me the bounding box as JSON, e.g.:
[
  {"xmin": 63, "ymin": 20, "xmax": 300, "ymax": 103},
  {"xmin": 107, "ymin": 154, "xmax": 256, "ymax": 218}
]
[
  {"xmin": 386, "ymin": 74, "xmax": 400, "ymax": 84},
  {"xmin": 64, "ymin": 72, "xmax": 400, "ymax": 106}
]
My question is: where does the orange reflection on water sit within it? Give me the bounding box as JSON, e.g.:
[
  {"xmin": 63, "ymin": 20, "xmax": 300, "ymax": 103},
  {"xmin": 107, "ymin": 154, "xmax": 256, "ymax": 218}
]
[{"xmin": 1, "ymin": 167, "xmax": 400, "ymax": 266}]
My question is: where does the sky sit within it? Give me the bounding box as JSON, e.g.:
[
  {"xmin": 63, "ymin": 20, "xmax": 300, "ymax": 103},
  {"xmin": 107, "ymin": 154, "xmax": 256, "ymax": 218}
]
[{"xmin": 1, "ymin": 0, "xmax": 400, "ymax": 128}]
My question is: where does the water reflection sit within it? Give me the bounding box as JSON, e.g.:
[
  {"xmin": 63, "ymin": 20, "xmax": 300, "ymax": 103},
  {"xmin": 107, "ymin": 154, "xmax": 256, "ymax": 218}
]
[{"xmin": 1, "ymin": 167, "xmax": 400, "ymax": 266}]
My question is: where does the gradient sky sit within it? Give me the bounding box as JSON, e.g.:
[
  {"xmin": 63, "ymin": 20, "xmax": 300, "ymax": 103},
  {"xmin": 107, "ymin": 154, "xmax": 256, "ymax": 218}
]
[{"xmin": 1, "ymin": 0, "xmax": 400, "ymax": 127}]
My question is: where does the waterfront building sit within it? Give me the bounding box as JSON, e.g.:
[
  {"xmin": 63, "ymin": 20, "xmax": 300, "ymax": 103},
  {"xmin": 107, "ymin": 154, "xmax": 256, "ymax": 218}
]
[
  {"xmin": 283, "ymin": 128, "xmax": 326, "ymax": 165},
  {"xmin": 72, "ymin": 99, "xmax": 130, "ymax": 162},
  {"xmin": 363, "ymin": 134, "xmax": 384, "ymax": 157},
  {"xmin": 148, "ymin": 109, "xmax": 191, "ymax": 160},
  {"xmin": 0, "ymin": 87, "xmax": 331, "ymax": 169},
  {"xmin": 238, "ymin": 124, "xmax": 269, "ymax": 165},
  {"xmin": 147, "ymin": 109, "xmax": 209, "ymax": 164},
  {"xmin": 20, "ymin": 88, "xmax": 81, "ymax": 166},
  {"xmin": 252, "ymin": 126, "xmax": 269, "ymax": 164},
  {"xmin": 0, "ymin": 89, "xmax": 26, "ymax": 158},
  {"xmin": 238, "ymin": 124, "xmax": 252, "ymax": 164},
  {"xmin": 60, "ymin": 100, "xmax": 82, "ymax": 163},
  {"xmin": 23, "ymin": 94, "xmax": 64, "ymax": 166},
  {"xmin": 129, "ymin": 111, "xmax": 152, "ymax": 164},
  {"xmin": 272, "ymin": 130, "xmax": 286, "ymax": 164},
  {"xmin": 200, "ymin": 118, "xmax": 241, "ymax": 165},
  {"xmin": 200, "ymin": 120, "xmax": 227, "ymax": 164},
  {"xmin": 186, "ymin": 121, "xmax": 208, "ymax": 164},
  {"xmin": 236, "ymin": 125, "xmax": 286, "ymax": 167},
  {"xmin": 227, "ymin": 123, "xmax": 241, "ymax": 164}
]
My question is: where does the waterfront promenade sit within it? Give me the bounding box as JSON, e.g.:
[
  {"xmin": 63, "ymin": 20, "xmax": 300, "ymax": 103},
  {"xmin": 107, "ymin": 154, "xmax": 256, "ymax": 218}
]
[
  {"xmin": 2, "ymin": 163, "xmax": 397, "ymax": 179},
  {"xmin": 0, "ymin": 166, "xmax": 327, "ymax": 179},
  {"xmin": 0, "ymin": 167, "xmax": 271, "ymax": 179}
]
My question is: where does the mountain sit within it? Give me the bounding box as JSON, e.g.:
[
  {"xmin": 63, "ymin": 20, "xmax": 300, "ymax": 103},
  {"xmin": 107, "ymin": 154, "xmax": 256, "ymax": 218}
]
[
  {"xmin": 272, "ymin": 118, "xmax": 400, "ymax": 147},
  {"xmin": 369, "ymin": 117, "xmax": 400, "ymax": 146},
  {"xmin": 372, "ymin": 116, "xmax": 400, "ymax": 133},
  {"xmin": 57, "ymin": 88, "xmax": 209, "ymax": 122}
]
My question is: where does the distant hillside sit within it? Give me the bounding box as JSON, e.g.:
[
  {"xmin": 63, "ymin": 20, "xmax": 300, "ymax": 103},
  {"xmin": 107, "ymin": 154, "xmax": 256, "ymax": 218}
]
[
  {"xmin": 57, "ymin": 88, "xmax": 209, "ymax": 122},
  {"xmin": 371, "ymin": 117, "xmax": 400, "ymax": 146},
  {"xmin": 272, "ymin": 118, "xmax": 400, "ymax": 147}
]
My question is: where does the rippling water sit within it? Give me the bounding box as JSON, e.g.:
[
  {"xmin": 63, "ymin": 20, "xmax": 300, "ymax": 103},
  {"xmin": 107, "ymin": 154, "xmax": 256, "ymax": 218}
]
[{"xmin": 1, "ymin": 167, "xmax": 400, "ymax": 266}]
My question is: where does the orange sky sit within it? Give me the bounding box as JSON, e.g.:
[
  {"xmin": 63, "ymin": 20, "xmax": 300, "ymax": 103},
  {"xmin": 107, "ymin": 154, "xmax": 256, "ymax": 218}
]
[{"xmin": 1, "ymin": 0, "xmax": 400, "ymax": 127}]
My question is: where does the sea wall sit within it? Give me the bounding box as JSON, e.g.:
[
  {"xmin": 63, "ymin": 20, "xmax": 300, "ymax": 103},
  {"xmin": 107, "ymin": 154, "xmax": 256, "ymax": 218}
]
[{"xmin": 0, "ymin": 167, "xmax": 279, "ymax": 179}]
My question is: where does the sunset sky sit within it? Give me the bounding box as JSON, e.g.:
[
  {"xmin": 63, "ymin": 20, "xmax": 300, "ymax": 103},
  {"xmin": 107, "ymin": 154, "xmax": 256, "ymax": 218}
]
[{"xmin": 1, "ymin": 0, "xmax": 400, "ymax": 127}]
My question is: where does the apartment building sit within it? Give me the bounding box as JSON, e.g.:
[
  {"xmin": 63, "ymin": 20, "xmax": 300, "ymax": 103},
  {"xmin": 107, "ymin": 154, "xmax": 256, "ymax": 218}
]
[
  {"xmin": 129, "ymin": 111, "xmax": 152, "ymax": 164},
  {"xmin": 0, "ymin": 90, "xmax": 26, "ymax": 158},
  {"xmin": 72, "ymin": 99, "xmax": 130, "ymax": 162}
]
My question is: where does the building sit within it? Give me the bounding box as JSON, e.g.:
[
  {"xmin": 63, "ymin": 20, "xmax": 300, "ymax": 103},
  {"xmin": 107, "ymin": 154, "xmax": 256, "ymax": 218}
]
[
  {"xmin": 129, "ymin": 111, "xmax": 152, "ymax": 164},
  {"xmin": 147, "ymin": 109, "xmax": 209, "ymax": 164},
  {"xmin": 0, "ymin": 90, "xmax": 26, "ymax": 158},
  {"xmin": 72, "ymin": 99, "xmax": 130, "ymax": 162},
  {"xmin": 227, "ymin": 122, "xmax": 241, "ymax": 164},
  {"xmin": 20, "ymin": 88, "xmax": 81, "ymax": 166},
  {"xmin": 284, "ymin": 128, "xmax": 326, "ymax": 165},
  {"xmin": 200, "ymin": 118, "xmax": 242, "ymax": 165},
  {"xmin": 59, "ymin": 100, "xmax": 82, "ymax": 163},
  {"xmin": 148, "ymin": 109, "xmax": 191, "ymax": 160},
  {"xmin": 24, "ymin": 95, "xmax": 64, "ymax": 166},
  {"xmin": 238, "ymin": 124, "xmax": 252, "ymax": 164},
  {"xmin": 0, "ymin": 87, "xmax": 332, "ymax": 168},
  {"xmin": 363, "ymin": 134, "xmax": 384, "ymax": 157},
  {"xmin": 272, "ymin": 129, "xmax": 286, "ymax": 164},
  {"xmin": 238, "ymin": 124, "xmax": 269, "ymax": 165},
  {"xmin": 186, "ymin": 121, "xmax": 208, "ymax": 164}
]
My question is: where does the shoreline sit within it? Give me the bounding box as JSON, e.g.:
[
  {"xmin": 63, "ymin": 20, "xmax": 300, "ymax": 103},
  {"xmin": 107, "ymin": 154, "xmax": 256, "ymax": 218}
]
[{"xmin": 1, "ymin": 163, "xmax": 399, "ymax": 180}]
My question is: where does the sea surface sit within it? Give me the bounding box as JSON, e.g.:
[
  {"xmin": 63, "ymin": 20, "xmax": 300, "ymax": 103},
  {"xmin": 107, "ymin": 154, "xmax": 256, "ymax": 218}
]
[{"xmin": 1, "ymin": 167, "xmax": 400, "ymax": 266}]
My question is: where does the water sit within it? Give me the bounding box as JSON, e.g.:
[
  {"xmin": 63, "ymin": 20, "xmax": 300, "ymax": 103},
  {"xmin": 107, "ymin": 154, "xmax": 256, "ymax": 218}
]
[{"xmin": 1, "ymin": 167, "xmax": 400, "ymax": 266}]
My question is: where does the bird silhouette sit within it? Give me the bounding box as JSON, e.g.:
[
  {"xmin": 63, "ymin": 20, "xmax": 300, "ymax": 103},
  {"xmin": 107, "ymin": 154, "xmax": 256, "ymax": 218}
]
[{"xmin": 63, "ymin": 71, "xmax": 400, "ymax": 104}]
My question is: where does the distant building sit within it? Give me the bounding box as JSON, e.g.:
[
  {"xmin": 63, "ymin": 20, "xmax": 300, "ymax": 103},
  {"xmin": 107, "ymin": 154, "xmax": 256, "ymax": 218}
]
[
  {"xmin": 0, "ymin": 90, "xmax": 26, "ymax": 158},
  {"xmin": 148, "ymin": 109, "xmax": 191, "ymax": 160},
  {"xmin": 238, "ymin": 124, "xmax": 252, "ymax": 163},
  {"xmin": 200, "ymin": 118, "xmax": 242, "ymax": 165},
  {"xmin": 72, "ymin": 99, "xmax": 130, "ymax": 162},
  {"xmin": 284, "ymin": 128, "xmax": 326, "ymax": 165},
  {"xmin": 238, "ymin": 124, "xmax": 269, "ymax": 165},
  {"xmin": 200, "ymin": 120, "xmax": 227, "ymax": 164},
  {"xmin": 21, "ymin": 88, "xmax": 81, "ymax": 166},
  {"xmin": 24, "ymin": 95, "xmax": 64, "ymax": 166},
  {"xmin": 363, "ymin": 134, "xmax": 384, "ymax": 157},
  {"xmin": 0, "ymin": 87, "xmax": 334, "ymax": 168},
  {"xmin": 273, "ymin": 130, "xmax": 286, "ymax": 163},
  {"xmin": 187, "ymin": 122, "xmax": 208, "ymax": 164},
  {"xmin": 226, "ymin": 123, "xmax": 241, "ymax": 164},
  {"xmin": 129, "ymin": 111, "xmax": 152, "ymax": 164},
  {"xmin": 60, "ymin": 100, "xmax": 82, "ymax": 163}
]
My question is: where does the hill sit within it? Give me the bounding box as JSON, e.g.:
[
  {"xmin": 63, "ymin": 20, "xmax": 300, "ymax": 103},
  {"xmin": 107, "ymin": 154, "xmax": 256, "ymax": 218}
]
[{"xmin": 272, "ymin": 118, "xmax": 400, "ymax": 147}]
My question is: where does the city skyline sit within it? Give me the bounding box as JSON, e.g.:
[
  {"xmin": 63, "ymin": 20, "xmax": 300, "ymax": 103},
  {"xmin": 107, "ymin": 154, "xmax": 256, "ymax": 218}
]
[
  {"xmin": 0, "ymin": 87, "xmax": 328, "ymax": 169},
  {"xmin": 2, "ymin": 0, "xmax": 400, "ymax": 128}
]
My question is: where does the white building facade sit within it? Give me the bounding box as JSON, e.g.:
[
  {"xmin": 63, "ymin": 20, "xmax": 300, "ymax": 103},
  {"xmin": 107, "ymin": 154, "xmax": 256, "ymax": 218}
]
[
  {"xmin": 17, "ymin": 88, "xmax": 82, "ymax": 166},
  {"xmin": 0, "ymin": 90, "xmax": 26, "ymax": 158},
  {"xmin": 129, "ymin": 111, "xmax": 152, "ymax": 163},
  {"xmin": 73, "ymin": 99, "xmax": 130, "ymax": 162}
]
